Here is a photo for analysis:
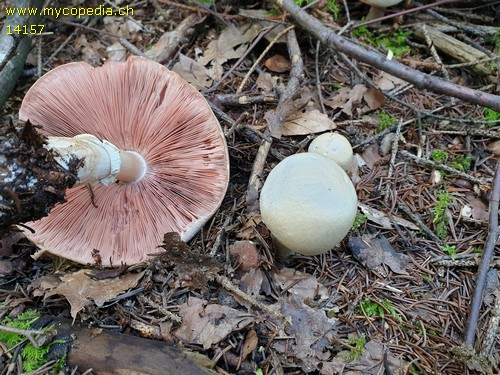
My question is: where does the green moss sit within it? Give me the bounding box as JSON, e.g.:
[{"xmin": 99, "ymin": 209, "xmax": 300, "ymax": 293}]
[
  {"xmin": 344, "ymin": 334, "xmax": 366, "ymax": 360},
  {"xmin": 357, "ymin": 298, "xmax": 402, "ymax": 322},
  {"xmin": 0, "ymin": 310, "xmax": 66, "ymax": 373},
  {"xmin": 440, "ymin": 245, "xmax": 457, "ymax": 260},
  {"xmin": 432, "ymin": 190, "xmax": 452, "ymax": 239},
  {"xmin": 353, "ymin": 27, "xmax": 412, "ymax": 57},
  {"xmin": 431, "ymin": 149, "xmax": 449, "ymax": 163},
  {"xmin": 0, "ymin": 310, "xmax": 40, "ymax": 347},
  {"xmin": 449, "ymin": 155, "xmax": 473, "ymax": 172},
  {"xmin": 377, "ymin": 111, "xmax": 398, "ymax": 132},
  {"xmin": 351, "ymin": 213, "xmax": 367, "ymax": 231}
]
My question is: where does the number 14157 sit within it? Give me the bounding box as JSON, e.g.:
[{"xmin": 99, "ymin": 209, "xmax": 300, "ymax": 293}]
[{"xmin": 7, "ymin": 25, "xmax": 45, "ymax": 35}]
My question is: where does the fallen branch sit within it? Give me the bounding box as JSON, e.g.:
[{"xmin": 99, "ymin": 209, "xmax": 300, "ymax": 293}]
[
  {"xmin": 245, "ymin": 28, "xmax": 304, "ymax": 212},
  {"xmin": 0, "ymin": 0, "xmax": 44, "ymax": 111},
  {"xmin": 464, "ymin": 160, "xmax": 500, "ymax": 346},
  {"xmin": 275, "ymin": 0, "xmax": 500, "ymax": 112}
]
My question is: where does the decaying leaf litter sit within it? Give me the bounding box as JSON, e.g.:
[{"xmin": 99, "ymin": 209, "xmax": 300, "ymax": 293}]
[{"xmin": 1, "ymin": 0, "xmax": 499, "ymax": 374}]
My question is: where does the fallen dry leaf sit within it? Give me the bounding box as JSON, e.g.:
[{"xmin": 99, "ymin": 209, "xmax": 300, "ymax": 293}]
[
  {"xmin": 358, "ymin": 203, "xmax": 419, "ymax": 231},
  {"xmin": 324, "ymin": 84, "xmax": 385, "ymax": 115},
  {"xmin": 174, "ymin": 297, "xmax": 255, "ymax": 349},
  {"xmin": 274, "ymin": 268, "xmax": 329, "ymax": 303},
  {"xmin": 0, "ymin": 260, "xmax": 13, "ymax": 277},
  {"xmin": 272, "ymin": 295, "xmax": 337, "ymax": 372},
  {"xmin": 239, "ymin": 268, "xmax": 265, "ymax": 297},
  {"xmin": 363, "ymin": 88, "xmax": 385, "ymax": 110},
  {"xmin": 237, "ymin": 214, "xmax": 262, "ymax": 240},
  {"xmin": 75, "ymin": 34, "xmax": 106, "ymax": 65},
  {"xmin": 360, "ymin": 144, "xmax": 384, "ymax": 169},
  {"xmin": 0, "ymin": 231, "xmax": 24, "ymax": 257},
  {"xmin": 462, "ymin": 193, "xmax": 489, "ymax": 222},
  {"xmin": 198, "ymin": 23, "xmax": 260, "ymax": 80},
  {"xmin": 374, "ymin": 71, "xmax": 407, "ymax": 91},
  {"xmin": 324, "ymin": 84, "xmax": 366, "ymax": 116},
  {"xmin": 256, "ymin": 71, "xmax": 276, "ymax": 92},
  {"xmin": 44, "ymin": 269, "xmax": 145, "ymax": 318},
  {"xmin": 264, "ymin": 54, "xmax": 291, "ymax": 73},
  {"xmin": 282, "ymin": 109, "xmax": 337, "ymax": 136},
  {"xmin": 229, "ymin": 240, "xmax": 260, "ymax": 272},
  {"xmin": 336, "ymin": 339, "xmax": 408, "ymax": 374},
  {"xmin": 172, "ymin": 53, "xmax": 212, "ymax": 90},
  {"xmin": 348, "ymin": 235, "xmax": 410, "ymax": 274},
  {"xmin": 240, "ymin": 329, "xmax": 258, "ymax": 364}
]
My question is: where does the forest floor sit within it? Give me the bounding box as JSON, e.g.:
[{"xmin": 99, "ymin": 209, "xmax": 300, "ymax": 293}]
[{"xmin": 0, "ymin": 0, "xmax": 499, "ymax": 374}]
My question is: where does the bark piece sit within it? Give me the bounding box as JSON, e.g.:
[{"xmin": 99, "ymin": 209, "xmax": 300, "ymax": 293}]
[{"xmin": 45, "ymin": 317, "xmax": 217, "ymax": 375}]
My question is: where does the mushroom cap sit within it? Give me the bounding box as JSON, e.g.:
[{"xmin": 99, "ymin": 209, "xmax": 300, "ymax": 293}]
[
  {"xmin": 19, "ymin": 56, "xmax": 229, "ymax": 266},
  {"xmin": 364, "ymin": 0, "xmax": 403, "ymax": 7},
  {"xmin": 308, "ymin": 132, "xmax": 353, "ymax": 171},
  {"xmin": 260, "ymin": 153, "xmax": 357, "ymax": 256}
]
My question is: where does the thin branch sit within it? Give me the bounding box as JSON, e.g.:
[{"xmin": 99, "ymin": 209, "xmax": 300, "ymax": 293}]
[
  {"xmin": 0, "ymin": 0, "xmax": 45, "ymax": 111},
  {"xmin": 275, "ymin": 0, "xmax": 500, "ymax": 112},
  {"xmin": 245, "ymin": 28, "xmax": 304, "ymax": 212},
  {"xmin": 464, "ymin": 160, "xmax": 500, "ymax": 346},
  {"xmin": 0, "ymin": 325, "xmax": 47, "ymax": 349}
]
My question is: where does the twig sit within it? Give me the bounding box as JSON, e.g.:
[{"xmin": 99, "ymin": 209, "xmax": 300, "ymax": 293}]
[
  {"xmin": 245, "ymin": 28, "xmax": 304, "ymax": 212},
  {"xmin": 275, "ymin": 0, "xmax": 500, "ymax": 112},
  {"xmin": 480, "ymin": 291, "xmax": 500, "ymax": 356},
  {"xmin": 315, "ymin": 40, "xmax": 326, "ymax": 113},
  {"xmin": 399, "ymin": 150, "xmax": 492, "ymax": 186},
  {"xmin": 398, "ymin": 203, "xmax": 443, "ymax": 244},
  {"xmin": 205, "ymin": 27, "xmax": 273, "ymax": 94},
  {"xmin": 144, "ymin": 13, "xmax": 202, "ymax": 64},
  {"xmin": 137, "ymin": 295, "xmax": 182, "ymax": 323},
  {"xmin": 0, "ymin": 325, "xmax": 47, "ymax": 349},
  {"xmin": 0, "ymin": 0, "xmax": 44, "ymax": 110},
  {"xmin": 237, "ymin": 25, "xmax": 294, "ymax": 94},
  {"xmin": 464, "ymin": 160, "xmax": 500, "ymax": 346},
  {"xmin": 216, "ymin": 93, "xmax": 278, "ymax": 107},
  {"xmin": 215, "ymin": 275, "xmax": 285, "ymax": 320},
  {"xmin": 384, "ymin": 120, "xmax": 403, "ymax": 202},
  {"xmin": 119, "ymin": 38, "xmax": 146, "ymax": 57}
]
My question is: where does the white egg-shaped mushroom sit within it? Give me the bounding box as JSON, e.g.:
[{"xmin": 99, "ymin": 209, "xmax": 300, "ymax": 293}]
[
  {"xmin": 308, "ymin": 132, "xmax": 353, "ymax": 171},
  {"xmin": 260, "ymin": 153, "xmax": 358, "ymax": 256},
  {"xmin": 363, "ymin": 0, "xmax": 404, "ymax": 20}
]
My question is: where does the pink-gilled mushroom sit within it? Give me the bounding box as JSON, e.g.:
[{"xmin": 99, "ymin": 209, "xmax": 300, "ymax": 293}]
[{"xmin": 19, "ymin": 56, "xmax": 229, "ymax": 267}]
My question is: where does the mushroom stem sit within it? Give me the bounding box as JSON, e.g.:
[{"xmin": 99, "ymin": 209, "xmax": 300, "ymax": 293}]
[
  {"xmin": 46, "ymin": 134, "xmax": 147, "ymax": 186},
  {"xmin": 117, "ymin": 150, "xmax": 148, "ymax": 183}
]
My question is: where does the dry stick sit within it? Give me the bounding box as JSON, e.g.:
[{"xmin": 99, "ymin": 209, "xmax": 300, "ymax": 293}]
[
  {"xmin": 237, "ymin": 25, "xmax": 295, "ymax": 94},
  {"xmin": 215, "ymin": 275, "xmax": 285, "ymax": 320},
  {"xmin": 384, "ymin": 120, "xmax": 403, "ymax": 202},
  {"xmin": 399, "ymin": 150, "xmax": 492, "ymax": 186},
  {"xmin": 315, "ymin": 40, "xmax": 326, "ymax": 113},
  {"xmin": 464, "ymin": 161, "xmax": 500, "ymax": 346},
  {"xmin": 143, "ymin": 13, "xmax": 201, "ymax": 64},
  {"xmin": 137, "ymin": 295, "xmax": 181, "ymax": 323},
  {"xmin": 205, "ymin": 27, "xmax": 273, "ymax": 94},
  {"xmin": 245, "ymin": 28, "xmax": 304, "ymax": 212},
  {"xmin": 398, "ymin": 203, "xmax": 443, "ymax": 244},
  {"xmin": 275, "ymin": 0, "xmax": 500, "ymax": 112},
  {"xmin": 0, "ymin": 325, "xmax": 47, "ymax": 349},
  {"xmin": 480, "ymin": 291, "xmax": 500, "ymax": 357},
  {"xmin": 0, "ymin": 0, "xmax": 44, "ymax": 110}
]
